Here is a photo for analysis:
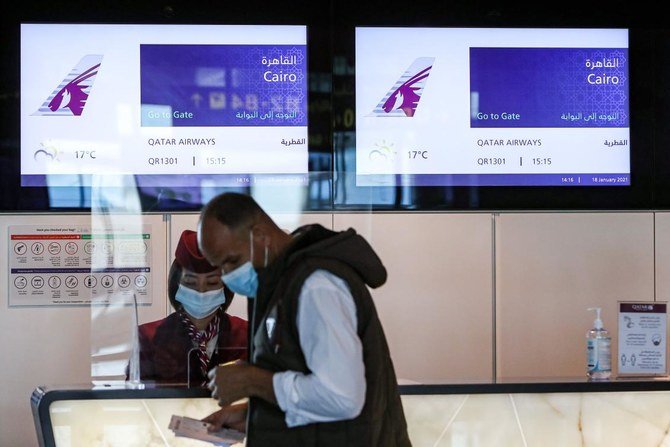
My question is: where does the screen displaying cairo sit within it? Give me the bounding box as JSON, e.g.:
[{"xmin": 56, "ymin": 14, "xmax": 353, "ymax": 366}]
[
  {"xmin": 356, "ymin": 27, "xmax": 630, "ymax": 187},
  {"xmin": 20, "ymin": 24, "xmax": 308, "ymax": 187}
]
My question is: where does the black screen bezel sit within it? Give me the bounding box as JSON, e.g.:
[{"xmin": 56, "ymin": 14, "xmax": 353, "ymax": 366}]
[
  {"xmin": 0, "ymin": 0, "xmax": 333, "ymax": 212},
  {"xmin": 2, "ymin": 1, "xmax": 668, "ymax": 212},
  {"xmin": 330, "ymin": 2, "xmax": 657, "ymax": 211}
]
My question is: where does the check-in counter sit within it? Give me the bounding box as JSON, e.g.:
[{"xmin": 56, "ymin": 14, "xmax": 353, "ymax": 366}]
[{"xmin": 32, "ymin": 378, "xmax": 670, "ymax": 446}]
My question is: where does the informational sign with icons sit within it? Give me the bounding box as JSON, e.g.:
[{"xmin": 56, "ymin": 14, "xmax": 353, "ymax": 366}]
[
  {"xmin": 618, "ymin": 301, "xmax": 667, "ymax": 376},
  {"xmin": 8, "ymin": 225, "xmax": 152, "ymax": 306}
]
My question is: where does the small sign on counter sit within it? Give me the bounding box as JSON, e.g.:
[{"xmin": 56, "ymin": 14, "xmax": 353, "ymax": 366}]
[{"xmin": 618, "ymin": 301, "xmax": 667, "ymax": 377}]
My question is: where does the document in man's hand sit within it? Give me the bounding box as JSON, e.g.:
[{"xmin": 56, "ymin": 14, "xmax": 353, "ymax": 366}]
[{"xmin": 169, "ymin": 415, "xmax": 245, "ymax": 446}]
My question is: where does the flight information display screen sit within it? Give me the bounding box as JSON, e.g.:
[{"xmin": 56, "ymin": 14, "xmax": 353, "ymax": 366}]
[
  {"xmin": 20, "ymin": 24, "xmax": 308, "ymax": 187},
  {"xmin": 355, "ymin": 27, "xmax": 630, "ymax": 187}
]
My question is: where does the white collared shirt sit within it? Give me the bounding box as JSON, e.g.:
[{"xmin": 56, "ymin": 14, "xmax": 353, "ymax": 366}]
[{"xmin": 272, "ymin": 269, "xmax": 366, "ymax": 427}]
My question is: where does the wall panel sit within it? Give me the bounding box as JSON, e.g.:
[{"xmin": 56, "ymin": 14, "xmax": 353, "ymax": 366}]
[
  {"xmin": 653, "ymin": 213, "xmax": 670, "ymax": 303},
  {"xmin": 495, "ymin": 212, "xmax": 655, "ymax": 379},
  {"xmin": 334, "ymin": 213, "xmax": 494, "ymax": 382}
]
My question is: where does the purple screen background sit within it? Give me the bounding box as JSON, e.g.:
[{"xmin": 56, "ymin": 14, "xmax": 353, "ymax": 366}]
[
  {"xmin": 470, "ymin": 47, "xmax": 629, "ymax": 128},
  {"xmin": 140, "ymin": 44, "xmax": 307, "ymax": 127}
]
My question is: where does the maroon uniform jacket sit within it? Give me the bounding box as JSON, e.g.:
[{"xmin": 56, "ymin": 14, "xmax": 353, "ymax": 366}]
[{"xmin": 134, "ymin": 311, "xmax": 248, "ymax": 386}]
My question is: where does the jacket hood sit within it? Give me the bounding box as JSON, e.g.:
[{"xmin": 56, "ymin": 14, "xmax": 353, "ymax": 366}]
[{"xmin": 286, "ymin": 224, "xmax": 387, "ymax": 289}]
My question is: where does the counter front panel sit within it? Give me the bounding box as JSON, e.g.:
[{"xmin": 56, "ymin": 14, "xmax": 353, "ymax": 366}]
[{"xmin": 32, "ymin": 380, "xmax": 670, "ymax": 446}]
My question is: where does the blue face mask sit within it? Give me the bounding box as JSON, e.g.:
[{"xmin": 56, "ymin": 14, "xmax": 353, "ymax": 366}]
[
  {"xmin": 221, "ymin": 230, "xmax": 268, "ymax": 298},
  {"xmin": 175, "ymin": 285, "xmax": 227, "ymax": 319}
]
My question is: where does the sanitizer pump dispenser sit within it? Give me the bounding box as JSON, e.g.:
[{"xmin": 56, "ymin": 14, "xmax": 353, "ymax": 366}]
[{"xmin": 586, "ymin": 307, "xmax": 612, "ymax": 380}]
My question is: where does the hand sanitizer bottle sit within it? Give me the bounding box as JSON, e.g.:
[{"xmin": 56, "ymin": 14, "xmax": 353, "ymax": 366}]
[{"xmin": 586, "ymin": 307, "xmax": 611, "ymax": 380}]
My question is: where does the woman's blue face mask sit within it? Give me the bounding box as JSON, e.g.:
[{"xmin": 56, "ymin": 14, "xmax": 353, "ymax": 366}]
[
  {"xmin": 220, "ymin": 230, "xmax": 268, "ymax": 298},
  {"xmin": 175, "ymin": 285, "xmax": 226, "ymax": 319}
]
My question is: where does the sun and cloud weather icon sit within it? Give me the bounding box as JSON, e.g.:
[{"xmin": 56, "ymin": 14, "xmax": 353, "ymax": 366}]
[{"xmin": 368, "ymin": 140, "xmax": 397, "ymax": 163}]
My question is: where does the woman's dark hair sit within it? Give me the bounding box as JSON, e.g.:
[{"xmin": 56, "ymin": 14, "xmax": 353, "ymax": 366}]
[{"xmin": 167, "ymin": 260, "xmax": 234, "ymax": 312}]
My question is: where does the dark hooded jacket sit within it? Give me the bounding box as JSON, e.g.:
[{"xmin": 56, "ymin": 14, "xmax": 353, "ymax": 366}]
[{"xmin": 246, "ymin": 224, "xmax": 411, "ymax": 447}]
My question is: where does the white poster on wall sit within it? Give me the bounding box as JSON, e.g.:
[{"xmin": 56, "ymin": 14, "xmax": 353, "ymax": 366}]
[
  {"xmin": 618, "ymin": 301, "xmax": 667, "ymax": 376},
  {"xmin": 8, "ymin": 224, "xmax": 152, "ymax": 306}
]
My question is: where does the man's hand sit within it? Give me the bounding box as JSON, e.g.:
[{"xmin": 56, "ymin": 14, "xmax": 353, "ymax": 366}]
[
  {"xmin": 207, "ymin": 360, "xmax": 254, "ymax": 406},
  {"xmin": 207, "ymin": 360, "xmax": 277, "ymax": 406},
  {"xmin": 202, "ymin": 402, "xmax": 248, "ymax": 433}
]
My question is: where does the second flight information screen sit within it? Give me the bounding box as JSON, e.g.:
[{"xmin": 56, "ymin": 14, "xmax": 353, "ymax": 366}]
[{"xmin": 355, "ymin": 27, "xmax": 630, "ymax": 187}]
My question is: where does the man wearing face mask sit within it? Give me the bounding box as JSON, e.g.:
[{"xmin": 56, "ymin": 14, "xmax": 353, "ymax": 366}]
[
  {"xmin": 197, "ymin": 193, "xmax": 411, "ymax": 447},
  {"xmin": 130, "ymin": 229, "xmax": 248, "ymax": 386}
]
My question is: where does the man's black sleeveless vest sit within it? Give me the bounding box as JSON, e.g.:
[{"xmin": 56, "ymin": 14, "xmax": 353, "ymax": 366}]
[{"xmin": 246, "ymin": 224, "xmax": 411, "ymax": 447}]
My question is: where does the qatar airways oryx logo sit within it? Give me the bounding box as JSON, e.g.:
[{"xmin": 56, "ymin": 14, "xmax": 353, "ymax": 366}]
[
  {"xmin": 370, "ymin": 57, "xmax": 434, "ymax": 117},
  {"xmin": 33, "ymin": 55, "xmax": 103, "ymax": 116}
]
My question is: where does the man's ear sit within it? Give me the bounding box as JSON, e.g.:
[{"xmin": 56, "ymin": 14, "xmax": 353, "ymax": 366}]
[
  {"xmin": 250, "ymin": 223, "xmax": 269, "ymax": 244},
  {"xmin": 196, "ymin": 219, "xmax": 204, "ymax": 251}
]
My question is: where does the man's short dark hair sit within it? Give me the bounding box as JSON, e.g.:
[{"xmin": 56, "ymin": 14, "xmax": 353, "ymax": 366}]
[{"xmin": 200, "ymin": 192, "xmax": 266, "ymax": 232}]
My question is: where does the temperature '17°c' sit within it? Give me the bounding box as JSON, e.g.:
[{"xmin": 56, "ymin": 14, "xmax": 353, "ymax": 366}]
[{"xmin": 75, "ymin": 150, "xmax": 96, "ymax": 159}]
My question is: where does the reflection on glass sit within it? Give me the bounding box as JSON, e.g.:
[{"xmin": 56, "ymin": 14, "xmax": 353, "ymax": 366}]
[{"xmin": 90, "ymin": 174, "xmax": 150, "ymax": 385}]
